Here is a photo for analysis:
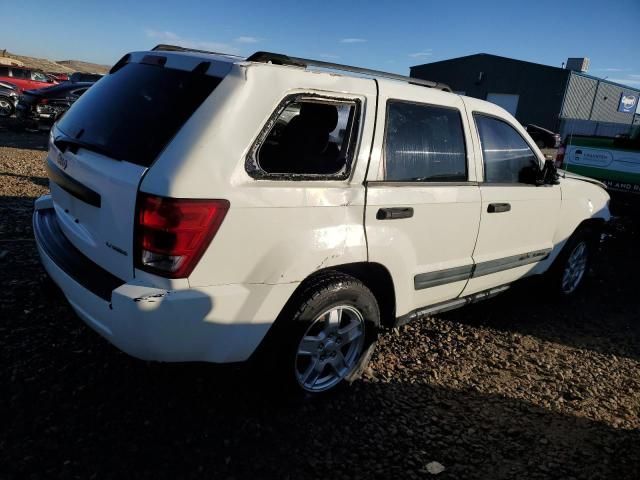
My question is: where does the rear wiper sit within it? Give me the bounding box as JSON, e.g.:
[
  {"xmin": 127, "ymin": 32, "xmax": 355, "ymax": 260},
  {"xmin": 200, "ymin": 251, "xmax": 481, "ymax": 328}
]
[{"xmin": 53, "ymin": 133, "xmax": 116, "ymax": 159}]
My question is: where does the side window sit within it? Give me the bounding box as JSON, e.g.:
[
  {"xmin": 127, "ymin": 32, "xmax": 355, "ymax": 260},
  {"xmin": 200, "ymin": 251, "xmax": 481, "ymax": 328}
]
[
  {"xmin": 474, "ymin": 114, "xmax": 539, "ymax": 184},
  {"xmin": 250, "ymin": 96, "xmax": 360, "ymax": 179},
  {"xmin": 31, "ymin": 71, "xmax": 48, "ymax": 82},
  {"xmin": 0, "ymin": 66, "xmax": 9, "ymax": 76},
  {"xmin": 384, "ymin": 101, "xmax": 467, "ymax": 182},
  {"xmin": 10, "ymin": 69, "xmax": 29, "ymax": 79}
]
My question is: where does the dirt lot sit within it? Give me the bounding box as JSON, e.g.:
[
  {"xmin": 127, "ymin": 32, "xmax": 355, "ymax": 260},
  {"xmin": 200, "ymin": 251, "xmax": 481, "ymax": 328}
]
[{"xmin": 1, "ymin": 129, "xmax": 639, "ymax": 479}]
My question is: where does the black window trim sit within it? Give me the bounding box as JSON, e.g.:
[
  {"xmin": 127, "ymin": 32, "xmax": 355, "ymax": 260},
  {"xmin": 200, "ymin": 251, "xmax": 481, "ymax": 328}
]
[
  {"xmin": 472, "ymin": 111, "xmax": 544, "ymax": 186},
  {"xmin": 380, "ymin": 98, "xmax": 470, "ymax": 184},
  {"xmin": 367, "ymin": 180, "xmax": 479, "ymax": 187},
  {"xmin": 245, "ymin": 92, "xmax": 363, "ymax": 181}
]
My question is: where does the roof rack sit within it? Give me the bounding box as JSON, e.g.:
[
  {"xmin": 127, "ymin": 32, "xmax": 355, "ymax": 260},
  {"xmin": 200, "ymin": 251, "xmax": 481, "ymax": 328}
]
[
  {"xmin": 152, "ymin": 44, "xmax": 244, "ymax": 59},
  {"xmin": 246, "ymin": 51, "xmax": 452, "ymax": 92}
]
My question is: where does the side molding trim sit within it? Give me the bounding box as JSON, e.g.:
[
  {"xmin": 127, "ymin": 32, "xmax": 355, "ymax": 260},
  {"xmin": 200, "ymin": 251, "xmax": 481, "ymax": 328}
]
[{"xmin": 413, "ymin": 248, "xmax": 551, "ymax": 291}]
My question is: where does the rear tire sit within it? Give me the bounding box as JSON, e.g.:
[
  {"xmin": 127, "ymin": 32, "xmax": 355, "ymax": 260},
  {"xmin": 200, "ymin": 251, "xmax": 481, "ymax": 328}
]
[
  {"xmin": 547, "ymin": 228, "xmax": 594, "ymax": 295},
  {"xmin": 266, "ymin": 271, "xmax": 380, "ymax": 396}
]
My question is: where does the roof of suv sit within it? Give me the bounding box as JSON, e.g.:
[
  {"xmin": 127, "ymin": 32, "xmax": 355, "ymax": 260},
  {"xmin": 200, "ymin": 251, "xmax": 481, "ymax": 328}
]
[{"xmin": 149, "ymin": 44, "xmax": 452, "ymax": 93}]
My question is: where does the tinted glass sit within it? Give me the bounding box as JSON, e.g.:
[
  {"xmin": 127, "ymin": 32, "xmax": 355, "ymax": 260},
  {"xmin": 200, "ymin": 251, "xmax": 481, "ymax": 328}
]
[
  {"xmin": 70, "ymin": 72, "xmax": 102, "ymax": 83},
  {"xmin": 256, "ymin": 99, "xmax": 358, "ymax": 177},
  {"xmin": 0, "ymin": 66, "xmax": 9, "ymax": 76},
  {"xmin": 384, "ymin": 102, "xmax": 466, "ymax": 181},
  {"xmin": 11, "ymin": 69, "xmax": 28, "ymax": 79},
  {"xmin": 475, "ymin": 115, "xmax": 538, "ymax": 183},
  {"xmin": 57, "ymin": 63, "xmax": 221, "ymax": 167}
]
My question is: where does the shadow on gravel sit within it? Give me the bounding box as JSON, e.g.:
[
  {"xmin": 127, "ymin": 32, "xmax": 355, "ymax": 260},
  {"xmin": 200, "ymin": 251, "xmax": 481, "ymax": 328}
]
[
  {"xmin": 0, "ymin": 123, "xmax": 49, "ymax": 151},
  {"xmin": 0, "ymin": 196, "xmax": 40, "ymax": 243},
  {"xmin": 1, "ymin": 235, "xmax": 638, "ymax": 479},
  {"xmin": 2, "ymin": 354, "xmax": 639, "ymax": 480},
  {"xmin": 2, "ymin": 237, "xmax": 637, "ymax": 479},
  {"xmin": 444, "ymin": 217, "xmax": 640, "ymax": 362},
  {"xmin": 0, "ymin": 171, "xmax": 48, "ymax": 188}
]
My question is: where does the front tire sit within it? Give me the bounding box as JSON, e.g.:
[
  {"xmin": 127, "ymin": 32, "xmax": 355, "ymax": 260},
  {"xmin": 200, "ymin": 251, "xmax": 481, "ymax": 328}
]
[
  {"xmin": 547, "ymin": 228, "xmax": 594, "ymax": 295},
  {"xmin": 270, "ymin": 272, "xmax": 380, "ymax": 396}
]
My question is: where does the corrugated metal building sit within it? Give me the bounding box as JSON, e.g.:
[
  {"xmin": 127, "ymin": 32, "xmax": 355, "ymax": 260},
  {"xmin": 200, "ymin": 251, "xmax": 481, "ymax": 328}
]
[{"xmin": 410, "ymin": 53, "xmax": 639, "ymax": 139}]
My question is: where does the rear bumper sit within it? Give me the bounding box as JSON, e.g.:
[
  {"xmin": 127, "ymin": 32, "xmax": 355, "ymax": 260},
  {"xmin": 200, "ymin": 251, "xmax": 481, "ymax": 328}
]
[{"xmin": 33, "ymin": 196, "xmax": 298, "ymax": 363}]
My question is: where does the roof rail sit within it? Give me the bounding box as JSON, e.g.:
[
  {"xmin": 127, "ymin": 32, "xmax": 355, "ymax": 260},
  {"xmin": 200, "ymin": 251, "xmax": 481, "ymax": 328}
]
[
  {"xmin": 246, "ymin": 51, "xmax": 452, "ymax": 92},
  {"xmin": 150, "ymin": 45, "xmax": 451, "ymax": 92},
  {"xmin": 151, "ymin": 44, "xmax": 244, "ymax": 59}
]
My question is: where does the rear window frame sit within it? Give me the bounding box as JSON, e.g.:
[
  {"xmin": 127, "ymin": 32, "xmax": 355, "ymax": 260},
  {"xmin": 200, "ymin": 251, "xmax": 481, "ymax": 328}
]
[{"xmin": 245, "ymin": 92, "xmax": 363, "ymax": 181}]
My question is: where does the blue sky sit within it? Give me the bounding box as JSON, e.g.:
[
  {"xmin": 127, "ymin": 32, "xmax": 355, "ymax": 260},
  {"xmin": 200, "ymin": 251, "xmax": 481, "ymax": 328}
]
[{"xmin": 2, "ymin": 0, "xmax": 639, "ymax": 88}]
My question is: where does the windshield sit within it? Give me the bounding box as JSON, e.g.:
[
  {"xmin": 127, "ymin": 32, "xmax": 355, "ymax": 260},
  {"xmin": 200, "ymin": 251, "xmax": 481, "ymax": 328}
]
[{"xmin": 57, "ymin": 62, "xmax": 223, "ymax": 167}]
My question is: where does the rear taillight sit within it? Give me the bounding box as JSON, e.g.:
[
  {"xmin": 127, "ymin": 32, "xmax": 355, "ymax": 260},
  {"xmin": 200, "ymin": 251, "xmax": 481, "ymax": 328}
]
[
  {"xmin": 555, "ymin": 145, "xmax": 565, "ymax": 169},
  {"xmin": 135, "ymin": 193, "xmax": 229, "ymax": 278}
]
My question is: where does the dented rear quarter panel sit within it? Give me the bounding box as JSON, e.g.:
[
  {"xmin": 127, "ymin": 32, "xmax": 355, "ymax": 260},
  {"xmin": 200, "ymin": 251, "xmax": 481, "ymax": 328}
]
[{"xmin": 140, "ymin": 63, "xmax": 378, "ymax": 287}]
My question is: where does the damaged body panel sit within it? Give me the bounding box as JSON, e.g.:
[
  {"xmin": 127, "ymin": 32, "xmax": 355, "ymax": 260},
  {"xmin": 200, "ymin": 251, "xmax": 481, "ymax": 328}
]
[{"xmin": 140, "ymin": 62, "xmax": 377, "ymax": 288}]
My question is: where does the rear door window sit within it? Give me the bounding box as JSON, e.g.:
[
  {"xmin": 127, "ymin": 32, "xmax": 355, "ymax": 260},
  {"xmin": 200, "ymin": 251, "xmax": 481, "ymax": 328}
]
[
  {"xmin": 56, "ymin": 62, "xmax": 223, "ymax": 167},
  {"xmin": 384, "ymin": 101, "xmax": 467, "ymax": 182}
]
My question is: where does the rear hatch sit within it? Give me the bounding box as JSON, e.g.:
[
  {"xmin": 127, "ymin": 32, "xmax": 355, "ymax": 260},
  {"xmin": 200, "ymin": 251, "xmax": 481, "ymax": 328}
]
[{"xmin": 46, "ymin": 54, "xmax": 228, "ymax": 281}]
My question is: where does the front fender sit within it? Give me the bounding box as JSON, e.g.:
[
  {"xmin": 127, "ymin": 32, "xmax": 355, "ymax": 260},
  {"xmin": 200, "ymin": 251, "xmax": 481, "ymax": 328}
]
[{"xmin": 554, "ymin": 177, "xmax": 610, "ymax": 248}]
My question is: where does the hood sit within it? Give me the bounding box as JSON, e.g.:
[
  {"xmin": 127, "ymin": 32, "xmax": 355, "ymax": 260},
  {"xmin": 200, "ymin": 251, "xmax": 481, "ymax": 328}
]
[{"xmin": 559, "ymin": 169, "xmax": 607, "ymax": 189}]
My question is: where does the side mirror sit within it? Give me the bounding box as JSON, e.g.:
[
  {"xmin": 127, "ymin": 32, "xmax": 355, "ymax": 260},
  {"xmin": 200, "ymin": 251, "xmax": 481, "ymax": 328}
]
[
  {"xmin": 538, "ymin": 159, "xmax": 560, "ymax": 185},
  {"xmin": 519, "ymin": 164, "xmax": 540, "ymax": 184}
]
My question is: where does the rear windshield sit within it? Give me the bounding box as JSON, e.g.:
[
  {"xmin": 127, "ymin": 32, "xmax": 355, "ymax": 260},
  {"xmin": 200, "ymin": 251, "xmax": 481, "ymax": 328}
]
[{"xmin": 57, "ymin": 62, "xmax": 222, "ymax": 167}]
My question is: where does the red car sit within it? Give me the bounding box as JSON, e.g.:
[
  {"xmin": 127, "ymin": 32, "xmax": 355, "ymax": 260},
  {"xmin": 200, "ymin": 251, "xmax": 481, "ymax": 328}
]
[
  {"xmin": 0, "ymin": 65, "xmax": 56, "ymax": 92},
  {"xmin": 47, "ymin": 72, "xmax": 69, "ymax": 82}
]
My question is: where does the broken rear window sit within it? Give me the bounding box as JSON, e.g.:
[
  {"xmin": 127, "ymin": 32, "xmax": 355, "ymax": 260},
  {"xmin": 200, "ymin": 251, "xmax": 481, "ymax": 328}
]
[{"xmin": 248, "ymin": 96, "xmax": 360, "ymax": 179}]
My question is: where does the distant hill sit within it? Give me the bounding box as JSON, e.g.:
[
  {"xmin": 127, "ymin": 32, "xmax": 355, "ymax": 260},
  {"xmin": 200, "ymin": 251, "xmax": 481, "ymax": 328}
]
[
  {"xmin": 56, "ymin": 60, "xmax": 110, "ymax": 74},
  {"xmin": 0, "ymin": 49, "xmax": 110, "ymax": 74}
]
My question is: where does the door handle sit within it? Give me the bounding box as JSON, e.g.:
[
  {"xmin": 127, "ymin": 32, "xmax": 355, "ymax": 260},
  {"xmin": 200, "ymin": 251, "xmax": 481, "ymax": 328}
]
[
  {"xmin": 487, "ymin": 203, "xmax": 511, "ymax": 213},
  {"xmin": 376, "ymin": 207, "xmax": 414, "ymax": 220}
]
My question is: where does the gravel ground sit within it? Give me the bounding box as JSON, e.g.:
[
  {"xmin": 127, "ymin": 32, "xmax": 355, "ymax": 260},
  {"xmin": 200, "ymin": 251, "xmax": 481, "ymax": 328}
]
[{"xmin": 1, "ymin": 129, "xmax": 639, "ymax": 479}]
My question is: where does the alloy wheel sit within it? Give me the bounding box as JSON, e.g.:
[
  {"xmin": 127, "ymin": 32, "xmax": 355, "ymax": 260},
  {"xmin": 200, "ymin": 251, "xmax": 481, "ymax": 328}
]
[
  {"xmin": 0, "ymin": 99, "xmax": 12, "ymax": 117},
  {"xmin": 561, "ymin": 241, "xmax": 588, "ymax": 294},
  {"xmin": 294, "ymin": 305, "xmax": 366, "ymax": 393}
]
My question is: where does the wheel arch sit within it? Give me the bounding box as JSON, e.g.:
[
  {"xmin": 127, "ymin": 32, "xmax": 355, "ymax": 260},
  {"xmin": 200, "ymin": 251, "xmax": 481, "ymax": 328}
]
[
  {"xmin": 327, "ymin": 262, "xmax": 396, "ymax": 327},
  {"xmin": 276, "ymin": 262, "xmax": 397, "ymax": 329},
  {"xmin": 249, "ymin": 262, "xmax": 396, "ymax": 366}
]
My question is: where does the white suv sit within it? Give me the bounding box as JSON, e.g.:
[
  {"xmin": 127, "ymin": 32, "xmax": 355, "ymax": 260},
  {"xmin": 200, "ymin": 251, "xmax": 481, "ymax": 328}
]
[{"xmin": 33, "ymin": 45, "xmax": 610, "ymax": 395}]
